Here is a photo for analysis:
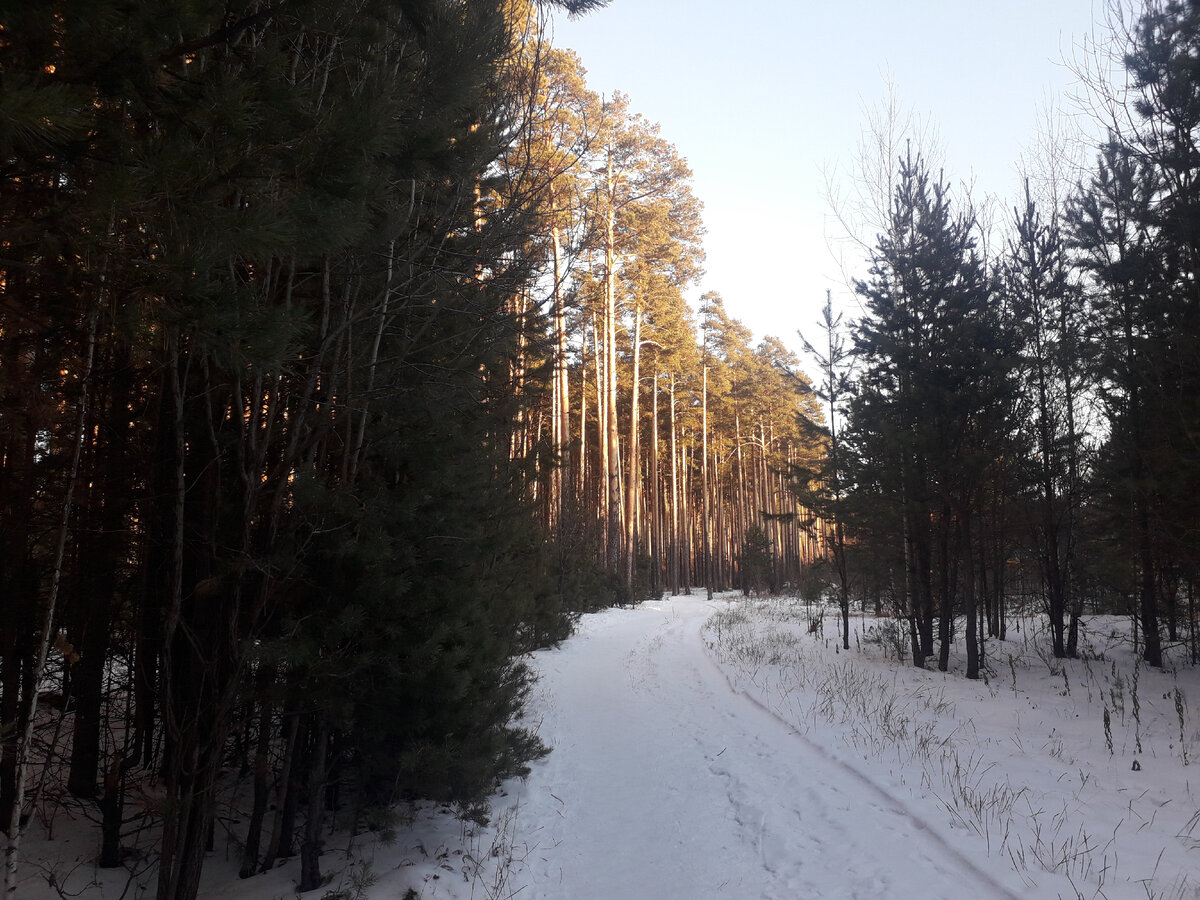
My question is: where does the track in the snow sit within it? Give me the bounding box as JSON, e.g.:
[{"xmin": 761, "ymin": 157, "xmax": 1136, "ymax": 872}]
[{"xmin": 503, "ymin": 596, "xmax": 1030, "ymax": 900}]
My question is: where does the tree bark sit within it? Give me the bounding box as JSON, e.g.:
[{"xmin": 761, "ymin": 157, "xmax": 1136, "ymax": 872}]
[
  {"xmin": 702, "ymin": 367, "xmax": 712, "ymax": 600},
  {"xmin": 240, "ymin": 666, "xmax": 277, "ymax": 878},
  {"xmin": 625, "ymin": 306, "xmax": 643, "ymax": 588},
  {"xmin": 5, "ymin": 300, "xmax": 98, "ymax": 898},
  {"xmin": 650, "ymin": 372, "xmax": 661, "ymax": 596},
  {"xmin": 298, "ymin": 717, "xmax": 329, "ymax": 893},
  {"xmin": 261, "ymin": 712, "xmax": 301, "ymax": 873},
  {"xmin": 669, "ymin": 376, "xmax": 680, "ymax": 595},
  {"xmin": 964, "ymin": 510, "xmax": 979, "ymax": 679},
  {"xmin": 604, "ymin": 152, "xmax": 622, "ymax": 576}
]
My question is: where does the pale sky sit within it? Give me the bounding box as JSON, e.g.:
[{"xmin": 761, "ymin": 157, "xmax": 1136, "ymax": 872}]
[{"xmin": 550, "ymin": 0, "xmax": 1108, "ymax": 357}]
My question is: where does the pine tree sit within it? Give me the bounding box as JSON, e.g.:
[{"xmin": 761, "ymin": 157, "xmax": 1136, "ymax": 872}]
[
  {"xmin": 849, "ymin": 149, "xmax": 1015, "ymax": 676},
  {"xmin": 1002, "ymin": 182, "xmax": 1087, "ymax": 659},
  {"xmin": 797, "ymin": 291, "xmax": 854, "ymax": 649},
  {"xmin": 1069, "ymin": 0, "xmax": 1200, "ymax": 664},
  {"xmin": 1, "ymin": 1, "xmax": 608, "ymax": 896},
  {"xmin": 1068, "ymin": 140, "xmax": 1167, "ymax": 667}
]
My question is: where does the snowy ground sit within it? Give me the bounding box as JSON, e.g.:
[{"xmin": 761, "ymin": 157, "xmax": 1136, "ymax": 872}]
[
  {"xmin": 702, "ymin": 598, "xmax": 1200, "ymax": 900},
  {"xmin": 18, "ymin": 593, "xmax": 1200, "ymax": 899}
]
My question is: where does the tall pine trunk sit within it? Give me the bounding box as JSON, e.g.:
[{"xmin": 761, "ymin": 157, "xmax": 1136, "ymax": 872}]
[
  {"xmin": 603, "ymin": 154, "xmax": 622, "ymax": 575},
  {"xmin": 298, "ymin": 717, "xmax": 330, "ymax": 893},
  {"xmin": 625, "ymin": 307, "xmax": 642, "ymax": 588},
  {"xmin": 963, "ymin": 509, "xmax": 979, "ymax": 679}
]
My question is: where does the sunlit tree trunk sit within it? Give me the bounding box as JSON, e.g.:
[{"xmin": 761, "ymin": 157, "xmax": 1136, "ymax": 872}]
[
  {"xmin": 551, "ymin": 224, "xmax": 571, "ymax": 532},
  {"xmin": 702, "ymin": 368, "xmax": 713, "ymax": 599},
  {"xmin": 669, "ymin": 375, "xmax": 681, "ymax": 594},
  {"xmin": 604, "ymin": 152, "xmax": 622, "ymax": 575},
  {"xmin": 625, "ymin": 305, "xmax": 643, "ymax": 587},
  {"xmin": 650, "ymin": 372, "xmax": 662, "ymax": 596}
]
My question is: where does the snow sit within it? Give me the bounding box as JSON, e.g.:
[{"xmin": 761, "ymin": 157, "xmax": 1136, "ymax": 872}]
[
  {"xmin": 18, "ymin": 593, "xmax": 1200, "ymax": 900},
  {"xmin": 495, "ymin": 596, "xmax": 1029, "ymax": 899}
]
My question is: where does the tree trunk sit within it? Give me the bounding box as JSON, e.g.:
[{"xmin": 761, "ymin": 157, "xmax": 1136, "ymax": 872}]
[
  {"xmin": 98, "ymin": 758, "xmax": 124, "ymax": 868},
  {"xmin": 578, "ymin": 322, "xmax": 589, "ymax": 505},
  {"xmin": 1138, "ymin": 497, "xmax": 1163, "ymax": 666},
  {"xmin": 669, "ymin": 376, "xmax": 680, "ymax": 595},
  {"xmin": 261, "ymin": 712, "xmax": 301, "ymax": 873},
  {"xmin": 936, "ymin": 503, "xmax": 954, "ymax": 674},
  {"xmin": 604, "ymin": 157, "xmax": 622, "ymax": 576},
  {"xmin": 625, "ymin": 306, "xmax": 642, "ymax": 588},
  {"xmin": 592, "ymin": 312, "xmax": 607, "ymax": 558},
  {"xmin": 551, "ymin": 224, "xmax": 570, "ymax": 532},
  {"xmin": 1188, "ymin": 579, "xmax": 1197, "ymax": 665},
  {"xmin": 650, "ymin": 373, "xmax": 661, "ymax": 597},
  {"xmin": 69, "ymin": 329, "xmax": 134, "ymax": 793},
  {"xmin": 964, "ymin": 510, "xmax": 979, "ymax": 679},
  {"xmin": 702, "ymin": 367, "xmax": 712, "ymax": 601},
  {"xmin": 240, "ymin": 666, "xmax": 277, "ymax": 878},
  {"xmin": 298, "ymin": 717, "xmax": 329, "ymax": 893}
]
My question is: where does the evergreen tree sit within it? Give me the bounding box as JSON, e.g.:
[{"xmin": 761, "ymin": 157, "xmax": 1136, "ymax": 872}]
[
  {"xmin": 1068, "ymin": 140, "xmax": 1168, "ymax": 667},
  {"xmin": 1069, "ymin": 0, "xmax": 1200, "ymax": 664},
  {"xmin": 797, "ymin": 291, "xmax": 854, "ymax": 649},
  {"xmin": 1002, "ymin": 183, "xmax": 1088, "ymax": 659},
  {"xmin": 0, "ymin": 1, "xmax": 605, "ymax": 896},
  {"xmin": 849, "ymin": 149, "xmax": 1015, "ymax": 676}
]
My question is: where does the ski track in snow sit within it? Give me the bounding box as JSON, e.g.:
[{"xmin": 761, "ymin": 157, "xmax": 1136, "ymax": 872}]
[{"xmin": 506, "ymin": 595, "xmax": 1028, "ymax": 900}]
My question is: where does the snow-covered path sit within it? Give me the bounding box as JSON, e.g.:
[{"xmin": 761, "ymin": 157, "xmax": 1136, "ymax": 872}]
[
  {"xmin": 506, "ymin": 595, "xmax": 1027, "ymax": 900},
  {"xmin": 23, "ymin": 595, "xmax": 1194, "ymax": 900}
]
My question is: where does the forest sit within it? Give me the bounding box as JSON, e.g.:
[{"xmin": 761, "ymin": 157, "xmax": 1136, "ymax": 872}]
[{"xmin": 0, "ymin": 1, "xmax": 1199, "ymax": 898}]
